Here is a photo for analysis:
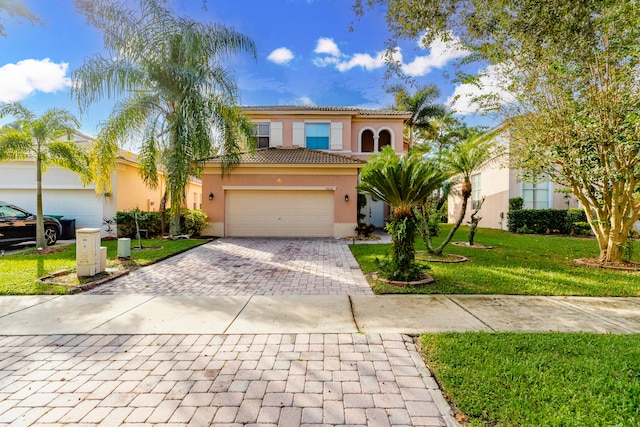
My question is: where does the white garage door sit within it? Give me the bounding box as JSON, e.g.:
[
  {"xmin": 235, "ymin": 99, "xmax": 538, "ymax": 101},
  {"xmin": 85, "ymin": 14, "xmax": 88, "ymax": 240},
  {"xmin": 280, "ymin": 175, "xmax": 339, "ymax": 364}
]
[{"xmin": 225, "ymin": 190, "xmax": 334, "ymax": 237}]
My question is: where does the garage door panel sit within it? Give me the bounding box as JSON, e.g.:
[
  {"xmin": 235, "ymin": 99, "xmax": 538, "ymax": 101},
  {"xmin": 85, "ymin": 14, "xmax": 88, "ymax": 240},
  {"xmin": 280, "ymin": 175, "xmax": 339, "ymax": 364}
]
[{"xmin": 226, "ymin": 190, "xmax": 334, "ymax": 237}]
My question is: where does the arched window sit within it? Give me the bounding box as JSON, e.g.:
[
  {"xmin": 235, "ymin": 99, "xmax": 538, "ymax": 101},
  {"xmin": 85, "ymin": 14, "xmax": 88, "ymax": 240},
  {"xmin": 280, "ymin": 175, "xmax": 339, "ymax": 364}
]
[
  {"xmin": 361, "ymin": 129, "xmax": 375, "ymax": 152},
  {"xmin": 378, "ymin": 129, "xmax": 391, "ymax": 151}
]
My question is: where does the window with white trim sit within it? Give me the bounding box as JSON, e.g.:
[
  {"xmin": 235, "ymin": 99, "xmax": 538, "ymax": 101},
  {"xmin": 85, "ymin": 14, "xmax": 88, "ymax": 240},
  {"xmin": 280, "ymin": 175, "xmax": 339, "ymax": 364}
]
[
  {"xmin": 522, "ymin": 180, "xmax": 551, "ymax": 209},
  {"xmin": 305, "ymin": 123, "xmax": 330, "ymax": 149},
  {"xmin": 252, "ymin": 123, "xmax": 270, "ymax": 148},
  {"xmin": 471, "ymin": 174, "xmax": 482, "ymax": 209}
]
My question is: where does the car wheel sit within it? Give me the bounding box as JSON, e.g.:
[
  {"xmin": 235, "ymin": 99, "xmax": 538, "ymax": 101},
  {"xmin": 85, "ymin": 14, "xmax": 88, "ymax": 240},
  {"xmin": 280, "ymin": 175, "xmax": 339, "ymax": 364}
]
[{"xmin": 44, "ymin": 226, "xmax": 58, "ymax": 246}]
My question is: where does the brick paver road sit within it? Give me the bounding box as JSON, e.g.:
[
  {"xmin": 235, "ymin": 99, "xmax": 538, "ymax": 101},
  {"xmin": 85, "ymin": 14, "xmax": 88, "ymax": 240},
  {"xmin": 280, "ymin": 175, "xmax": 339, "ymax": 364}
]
[
  {"xmin": 88, "ymin": 238, "xmax": 374, "ymax": 296},
  {"xmin": 0, "ymin": 333, "xmax": 450, "ymax": 426}
]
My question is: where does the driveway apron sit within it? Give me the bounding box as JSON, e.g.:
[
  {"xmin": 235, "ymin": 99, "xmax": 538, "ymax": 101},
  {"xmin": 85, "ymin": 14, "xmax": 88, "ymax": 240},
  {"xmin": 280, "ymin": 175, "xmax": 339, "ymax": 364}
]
[{"xmin": 87, "ymin": 238, "xmax": 374, "ymax": 296}]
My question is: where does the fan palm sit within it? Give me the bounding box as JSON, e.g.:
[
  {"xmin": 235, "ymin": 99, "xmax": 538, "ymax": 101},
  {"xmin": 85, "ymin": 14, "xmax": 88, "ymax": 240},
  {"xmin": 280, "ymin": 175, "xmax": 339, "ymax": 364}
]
[
  {"xmin": 389, "ymin": 84, "xmax": 447, "ymax": 147},
  {"xmin": 0, "ymin": 102, "xmax": 91, "ymax": 247},
  {"xmin": 358, "ymin": 146, "xmax": 449, "ymax": 277},
  {"xmin": 72, "ymin": 0, "xmax": 256, "ymax": 235}
]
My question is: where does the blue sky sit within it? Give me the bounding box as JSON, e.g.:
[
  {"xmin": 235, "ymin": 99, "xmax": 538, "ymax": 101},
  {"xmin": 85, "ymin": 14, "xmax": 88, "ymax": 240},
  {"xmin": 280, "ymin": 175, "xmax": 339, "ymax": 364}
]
[{"xmin": 0, "ymin": 0, "xmax": 498, "ymax": 140}]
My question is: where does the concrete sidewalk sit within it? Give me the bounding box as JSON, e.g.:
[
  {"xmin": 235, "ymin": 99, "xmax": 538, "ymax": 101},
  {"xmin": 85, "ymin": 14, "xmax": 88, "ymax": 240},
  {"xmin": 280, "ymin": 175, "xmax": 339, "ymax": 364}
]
[{"xmin": 2, "ymin": 294, "xmax": 639, "ymax": 336}]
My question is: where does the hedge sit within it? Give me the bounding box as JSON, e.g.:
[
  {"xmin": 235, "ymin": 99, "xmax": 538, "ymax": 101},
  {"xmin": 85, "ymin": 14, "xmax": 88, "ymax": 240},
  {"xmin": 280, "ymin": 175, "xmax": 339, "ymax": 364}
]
[
  {"xmin": 508, "ymin": 207, "xmax": 588, "ymax": 234},
  {"xmin": 116, "ymin": 208, "xmax": 209, "ymax": 237}
]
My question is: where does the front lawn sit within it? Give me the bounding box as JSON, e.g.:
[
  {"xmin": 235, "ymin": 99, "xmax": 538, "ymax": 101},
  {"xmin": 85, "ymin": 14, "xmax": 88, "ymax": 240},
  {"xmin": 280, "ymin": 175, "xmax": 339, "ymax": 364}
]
[
  {"xmin": 421, "ymin": 332, "xmax": 640, "ymax": 426},
  {"xmin": 350, "ymin": 225, "xmax": 640, "ymax": 296},
  {"xmin": 0, "ymin": 238, "xmax": 207, "ymax": 295}
]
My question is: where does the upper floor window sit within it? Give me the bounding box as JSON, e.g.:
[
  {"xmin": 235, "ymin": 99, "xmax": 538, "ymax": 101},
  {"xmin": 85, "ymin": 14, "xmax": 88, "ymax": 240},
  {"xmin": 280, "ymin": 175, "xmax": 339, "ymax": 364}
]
[
  {"xmin": 471, "ymin": 174, "xmax": 482, "ymax": 209},
  {"xmin": 361, "ymin": 130, "xmax": 375, "ymax": 152},
  {"xmin": 378, "ymin": 130, "xmax": 391, "ymax": 151},
  {"xmin": 253, "ymin": 123, "xmax": 270, "ymax": 148},
  {"xmin": 306, "ymin": 123, "xmax": 330, "ymax": 150},
  {"xmin": 522, "ymin": 180, "xmax": 550, "ymax": 210}
]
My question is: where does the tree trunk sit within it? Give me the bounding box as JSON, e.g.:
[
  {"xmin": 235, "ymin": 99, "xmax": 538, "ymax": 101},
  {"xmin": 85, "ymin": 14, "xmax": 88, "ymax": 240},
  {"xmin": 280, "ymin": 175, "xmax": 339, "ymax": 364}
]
[
  {"xmin": 431, "ymin": 179, "xmax": 471, "ymax": 255},
  {"xmin": 35, "ymin": 152, "xmax": 46, "ymax": 248},
  {"xmin": 389, "ymin": 214, "xmax": 417, "ymax": 272}
]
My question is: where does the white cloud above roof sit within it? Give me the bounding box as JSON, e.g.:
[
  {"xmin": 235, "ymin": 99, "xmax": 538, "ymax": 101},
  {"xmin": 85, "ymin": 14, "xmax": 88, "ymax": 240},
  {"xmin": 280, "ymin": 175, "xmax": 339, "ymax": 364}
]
[
  {"xmin": 314, "ymin": 37, "xmax": 341, "ymax": 56},
  {"xmin": 0, "ymin": 58, "xmax": 72, "ymax": 102},
  {"xmin": 267, "ymin": 47, "xmax": 295, "ymax": 65},
  {"xmin": 311, "ymin": 35, "xmax": 469, "ymax": 76},
  {"xmin": 446, "ymin": 63, "xmax": 513, "ymax": 114},
  {"xmin": 401, "ymin": 37, "xmax": 469, "ymax": 77}
]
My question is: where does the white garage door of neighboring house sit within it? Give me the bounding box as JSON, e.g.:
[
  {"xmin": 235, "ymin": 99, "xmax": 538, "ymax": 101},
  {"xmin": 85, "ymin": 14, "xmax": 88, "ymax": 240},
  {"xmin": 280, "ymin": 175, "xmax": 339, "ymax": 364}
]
[{"xmin": 225, "ymin": 190, "xmax": 334, "ymax": 237}]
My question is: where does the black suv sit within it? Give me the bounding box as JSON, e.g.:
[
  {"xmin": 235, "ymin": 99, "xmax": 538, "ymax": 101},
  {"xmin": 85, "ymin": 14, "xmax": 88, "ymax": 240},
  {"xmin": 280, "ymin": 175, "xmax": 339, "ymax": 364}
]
[{"xmin": 0, "ymin": 202, "xmax": 62, "ymax": 247}]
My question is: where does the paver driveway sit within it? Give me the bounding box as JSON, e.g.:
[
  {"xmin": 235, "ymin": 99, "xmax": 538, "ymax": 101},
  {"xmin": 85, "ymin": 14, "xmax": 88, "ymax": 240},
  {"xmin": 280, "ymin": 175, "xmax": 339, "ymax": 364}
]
[{"xmin": 88, "ymin": 238, "xmax": 374, "ymax": 296}]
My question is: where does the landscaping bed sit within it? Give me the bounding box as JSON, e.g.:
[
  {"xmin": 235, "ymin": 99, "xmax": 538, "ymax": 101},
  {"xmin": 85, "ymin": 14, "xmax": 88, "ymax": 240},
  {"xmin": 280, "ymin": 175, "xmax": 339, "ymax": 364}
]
[
  {"xmin": 350, "ymin": 225, "xmax": 640, "ymax": 296},
  {"xmin": 0, "ymin": 238, "xmax": 208, "ymax": 295}
]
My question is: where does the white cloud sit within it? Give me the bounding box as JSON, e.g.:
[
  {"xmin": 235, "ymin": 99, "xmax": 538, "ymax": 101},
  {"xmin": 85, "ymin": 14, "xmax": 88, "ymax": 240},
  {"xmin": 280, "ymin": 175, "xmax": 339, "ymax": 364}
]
[
  {"xmin": 446, "ymin": 64, "xmax": 513, "ymax": 114},
  {"xmin": 336, "ymin": 51, "xmax": 386, "ymax": 72},
  {"xmin": 314, "ymin": 37, "xmax": 341, "ymax": 56},
  {"xmin": 298, "ymin": 96, "xmax": 314, "ymax": 106},
  {"xmin": 267, "ymin": 47, "xmax": 295, "ymax": 65},
  {"xmin": 0, "ymin": 58, "xmax": 72, "ymax": 102},
  {"xmin": 401, "ymin": 36, "xmax": 470, "ymax": 77}
]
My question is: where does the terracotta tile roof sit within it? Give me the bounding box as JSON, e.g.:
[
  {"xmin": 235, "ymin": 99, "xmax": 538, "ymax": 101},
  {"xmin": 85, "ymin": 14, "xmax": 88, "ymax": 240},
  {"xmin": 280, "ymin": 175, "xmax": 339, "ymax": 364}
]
[
  {"xmin": 242, "ymin": 105, "xmax": 410, "ymax": 117},
  {"xmin": 208, "ymin": 147, "xmax": 365, "ymax": 165}
]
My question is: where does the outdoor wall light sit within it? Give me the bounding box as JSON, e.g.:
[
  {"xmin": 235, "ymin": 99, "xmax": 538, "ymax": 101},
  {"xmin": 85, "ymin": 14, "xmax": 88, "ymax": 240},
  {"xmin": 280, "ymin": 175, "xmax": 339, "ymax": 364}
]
[
  {"xmin": 344, "ymin": 194, "xmax": 349, "ymax": 202},
  {"xmin": 209, "ymin": 192, "xmax": 214, "ymax": 200}
]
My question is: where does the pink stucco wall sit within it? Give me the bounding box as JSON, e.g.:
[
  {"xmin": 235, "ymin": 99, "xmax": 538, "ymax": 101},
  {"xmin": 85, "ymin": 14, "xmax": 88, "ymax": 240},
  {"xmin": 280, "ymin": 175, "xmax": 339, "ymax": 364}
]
[{"xmin": 202, "ymin": 166, "xmax": 360, "ymax": 225}]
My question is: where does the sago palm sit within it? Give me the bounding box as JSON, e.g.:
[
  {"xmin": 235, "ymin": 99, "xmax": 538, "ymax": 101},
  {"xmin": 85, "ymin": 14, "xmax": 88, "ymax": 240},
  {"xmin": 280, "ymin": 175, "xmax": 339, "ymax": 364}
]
[
  {"xmin": 358, "ymin": 146, "xmax": 449, "ymax": 278},
  {"xmin": 72, "ymin": 0, "xmax": 257, "ymax": 235},
  {"xmin": 0, "ymin": 102, "xmax": 91, "ymax": 247}
]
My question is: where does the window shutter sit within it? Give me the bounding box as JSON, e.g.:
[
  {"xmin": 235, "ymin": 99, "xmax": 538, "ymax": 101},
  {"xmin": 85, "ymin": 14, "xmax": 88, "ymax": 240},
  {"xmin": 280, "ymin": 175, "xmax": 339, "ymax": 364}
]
[
  {"xmin": 293, "ymin": 122, "xmax": 305, "ymax": 147},
  {"xmin": 270, "ymin": 122, "xmax": 283, "ymax": 147},
  {"xmin": 330, "ymin": 122, "xmax": 343, "ymax": 150}
]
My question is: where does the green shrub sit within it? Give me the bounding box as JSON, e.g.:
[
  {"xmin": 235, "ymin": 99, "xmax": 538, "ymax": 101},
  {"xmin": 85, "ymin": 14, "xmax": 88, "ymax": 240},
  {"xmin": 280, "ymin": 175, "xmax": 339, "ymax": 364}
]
[
  {"xmin": 509, "ymin": 197, "xmax": 524, "ymax": 211},
  {"xmin": 182, "ymin": 209, "xmax": 209, "ymax": 237},
  {"xmin": 508, "ymin": 209, "xmax": 569, "ymax": 234},
  {"xmin": 116, "ymin": 208, "xmax": 162, "ymax": 237}
]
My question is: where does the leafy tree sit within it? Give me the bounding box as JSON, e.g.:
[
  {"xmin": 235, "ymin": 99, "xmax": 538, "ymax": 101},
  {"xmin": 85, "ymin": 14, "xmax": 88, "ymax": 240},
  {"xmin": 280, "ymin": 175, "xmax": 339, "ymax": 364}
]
[
  {"xmin": 355, "ymin": 0, "xmax": 640, "ymax": 264},
  {"xmin": 0, "ymin": 0, "xmax": 40, "ymax": 37},
  {"xmin": 388, "ymin": 84, "xmax": 446, "ymax": 148},
  {"xmin": 0, "ymin": 102, "xmax": 91, "ymax": 247},
  {"xmin": 72, "ymin": 0, "xmax": 257, "ymax": 235},
  {"xmin": 417, "ymin": 129, "xmax": 502, "ymax": 255},
  {"xmin": 358, "ymin": 146, "xmax": 449, "ymax": 280}
]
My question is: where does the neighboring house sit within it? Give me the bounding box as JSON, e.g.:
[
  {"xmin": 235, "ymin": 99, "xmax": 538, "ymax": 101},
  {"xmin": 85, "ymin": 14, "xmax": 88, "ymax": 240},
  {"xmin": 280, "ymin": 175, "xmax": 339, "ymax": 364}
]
[
  {"xmin": 0, "ymin": 132, "xmax": 202, "ymax": 237},
  {"xmin": 201, "ymin": 106, "xmax": 411, "ymax": 238},
  {"xmin": 447, "ymin": 130, "xmax": 580, "ymax": 230}
]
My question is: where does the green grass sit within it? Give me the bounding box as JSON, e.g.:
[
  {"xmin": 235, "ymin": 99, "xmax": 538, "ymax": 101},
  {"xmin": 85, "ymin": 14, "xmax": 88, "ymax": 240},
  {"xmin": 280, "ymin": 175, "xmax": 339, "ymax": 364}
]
[
  {"xmin": 421, "ymin": 332, "xmax": 640, "ymax": 426},
  {"xmin": 0, "ymin": 238, "xmax": 207, "ymax": 295},
  {"xmin": 350, "ymin": 225, "xmax": 640, "ymax": 296}
]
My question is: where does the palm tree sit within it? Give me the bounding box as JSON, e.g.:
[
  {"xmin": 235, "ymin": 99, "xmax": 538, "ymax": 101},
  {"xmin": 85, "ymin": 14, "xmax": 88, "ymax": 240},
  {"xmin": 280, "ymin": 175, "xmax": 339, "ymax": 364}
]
[
  {"xmin": 388, "ymin": 84, "xmax": 447, "ymax": 148},
  {"xmin": 72, "ymin": 0, "xmax": 257, "ymax": 235},
  {"xmin": 358, "ymin": 146, "xmax": 449, "ymax": 280},
  {"xmin": 0, "ymin": 102, "xmax": 91, "ymax": 247},
  {"xmin": 420, "ymin": 128, "xmax": 504, "ymax": 255}
]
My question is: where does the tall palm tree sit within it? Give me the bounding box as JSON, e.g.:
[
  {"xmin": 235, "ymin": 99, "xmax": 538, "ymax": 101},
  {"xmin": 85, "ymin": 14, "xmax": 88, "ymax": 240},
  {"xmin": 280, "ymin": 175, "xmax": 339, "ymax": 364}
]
[
  {"xmin": 421, "ymin": 127, "xmax": 504, "ymax": 255},
  {"xmin": 72, "ymin": 0, "xmax": 257, "ymax": 235},
  {"xmin": 0, "ymin": 102, "xmax": 91, "ymax": 247},
  {"xmin": 388, "ymin": 84, "xmax": 447, "ymax": 148},
  {"xmin": 358, "ymin": 146, "xmax": 449, "ymax": 279}
]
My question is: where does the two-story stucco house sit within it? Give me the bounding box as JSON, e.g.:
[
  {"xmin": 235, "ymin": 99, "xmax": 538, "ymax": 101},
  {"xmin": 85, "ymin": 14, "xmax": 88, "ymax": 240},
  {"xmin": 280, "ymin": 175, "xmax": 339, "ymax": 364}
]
[{"xmin": 201, "ymin": 106, "xmax": 410, "ymax": 238}]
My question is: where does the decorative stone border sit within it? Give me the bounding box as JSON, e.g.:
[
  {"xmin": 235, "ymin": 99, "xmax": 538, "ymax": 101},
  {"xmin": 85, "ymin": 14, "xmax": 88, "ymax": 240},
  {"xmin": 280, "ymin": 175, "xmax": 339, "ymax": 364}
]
[
  {"xmin": 574, "ymin": 258, "xmax": 640, "ymax": 271},
  {"xmin": 416, "ymin": 253, "xmax": 468, "ymax": 263},
  {"xmin": 371, "ymin": 271, "xmax": 435, "ymax": 287},
  {"xmin": 452, "ymin": 241, "xmax": 493, "ymax": 249}
]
